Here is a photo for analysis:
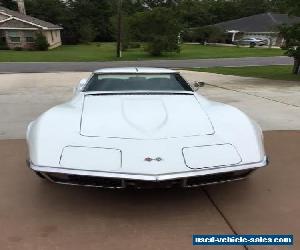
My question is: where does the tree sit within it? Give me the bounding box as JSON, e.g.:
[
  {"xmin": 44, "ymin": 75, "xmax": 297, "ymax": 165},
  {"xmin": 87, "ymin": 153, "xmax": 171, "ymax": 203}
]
[
  {"xmin": 67, "ymin": 0, "xmax": 115, "ymax": 42},
  {"xmin": 177, "ymin": 0, "xmax": 212, "ymax": 28},
  {"xmin": 25, "ymin": 0, "xmax": 115, "ymax": 44},
  {"xmin": 142, "ymin": 0, "xmax": 180, "ymax": 9},
  {"xmin": 277, "ymin": 0, "xmax": 300, "ymax": 74},
  {"xmin": 183, "ymin": 26, "xmax": 225, "ymax": 43},
  {"xmin": 286, "ymin": 0, "xmax": 300, "ymax": 15},
  {"xmin": 131, "ymin": 7, "xmax": 182, "ymax": 56},
  {"xmin": 280, "ymin": 24, "xmax": 300, "ymax": 74},
  {"xmin": 0, "ymin": 0, "xmax": 17, "ymax": 10},
  {"xmin": 78, "ymin": 19, "xmax": 96, "ymax": 43},
  {"xmin": 25, "ymin": 0, "xmax": 67, "ymax": 24}
]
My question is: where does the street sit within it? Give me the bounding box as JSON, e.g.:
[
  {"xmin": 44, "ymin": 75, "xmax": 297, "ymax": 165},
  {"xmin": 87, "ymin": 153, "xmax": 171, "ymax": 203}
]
[{"xmin": 0, "ymin": 56, "xmax": 292, "ymax": 73}]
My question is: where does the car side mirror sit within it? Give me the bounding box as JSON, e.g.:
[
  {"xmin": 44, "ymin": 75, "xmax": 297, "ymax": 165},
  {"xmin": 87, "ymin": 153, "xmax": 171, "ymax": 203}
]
[
  {"xmin": 193, "ymin": 81, "xmax": 206, "ymax": 91},
  {"xmin": 74, "ymin": 78, "xmax": 87, "ymax": 93}
]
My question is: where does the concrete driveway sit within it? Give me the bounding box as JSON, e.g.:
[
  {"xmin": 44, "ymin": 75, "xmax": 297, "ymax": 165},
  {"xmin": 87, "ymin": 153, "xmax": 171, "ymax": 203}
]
[
  {"xmin": 0, "ymin": 71, "xmax": 299, "ymax": 250},
  {"xmin": 0, "ymin": 131, "xmax": 299, "ymax": 250},
  {"xmin": 0, "ymin": 71, "xmax": 299, "ymax": 139}
]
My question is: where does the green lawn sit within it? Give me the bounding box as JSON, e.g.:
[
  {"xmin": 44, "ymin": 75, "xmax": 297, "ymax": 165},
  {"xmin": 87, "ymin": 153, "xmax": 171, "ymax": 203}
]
[
  {"xmin": 0, "ymin": 43, "xmax": 283, "ymax": 62},
  {"xmin": 191, "ymin": 65, "xmax": 300, "ymax": 81}
]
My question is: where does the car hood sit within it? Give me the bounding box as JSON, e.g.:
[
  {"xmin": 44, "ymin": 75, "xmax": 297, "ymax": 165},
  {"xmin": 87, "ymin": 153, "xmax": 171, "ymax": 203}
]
[{"xmin": 80, "ymin": 94, "xmax": 214, "ymax": 139}]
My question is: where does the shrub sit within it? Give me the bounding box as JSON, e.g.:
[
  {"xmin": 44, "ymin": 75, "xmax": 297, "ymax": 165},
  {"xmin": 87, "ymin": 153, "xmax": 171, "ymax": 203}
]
[
  {"xmin": 146, "ymin": 36, "xmax": 180, "ymax": 56},
  {"xmin": 0, "ymin": 39, "xmax": 9, "ymax": 50},
  {"xmin": 34, "ymin": 32, "xmax": 49, "ymax": 51},
  {"xmin": 13, "ymin": 47, "xmax": 23, "ymax": 51},
  {"xmin": 130, "ymin": 7, "xmax": 182, "ymax": 56}
]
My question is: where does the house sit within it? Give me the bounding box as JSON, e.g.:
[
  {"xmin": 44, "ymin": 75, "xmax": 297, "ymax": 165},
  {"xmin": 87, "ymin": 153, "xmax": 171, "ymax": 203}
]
[
  {"xmin": 0, "ymin": 6, "xmax": 63, "ymax": 50},
  {"xmin": 214, "ymin": 12, "xmax": 300, "ymax": 46}
]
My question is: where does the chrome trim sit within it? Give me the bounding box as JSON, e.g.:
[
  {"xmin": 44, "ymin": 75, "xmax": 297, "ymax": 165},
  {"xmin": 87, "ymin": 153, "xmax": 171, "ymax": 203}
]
[
  {"xmin": 29, "ymin": 156, "xmax": 268, "ymax": 182},
  {"xmin": 184, "ymin": 176, "xmax": 248, "ymax": 188},
  {"xmin": 38, "ymin": 170, "xmax": 252, "ymax": 189}
]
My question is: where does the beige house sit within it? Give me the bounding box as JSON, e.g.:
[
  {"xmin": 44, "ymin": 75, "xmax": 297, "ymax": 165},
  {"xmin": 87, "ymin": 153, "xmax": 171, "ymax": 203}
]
[{"xmin": 0, "ymin": 6, "xmax": 63, "ymax": 49}]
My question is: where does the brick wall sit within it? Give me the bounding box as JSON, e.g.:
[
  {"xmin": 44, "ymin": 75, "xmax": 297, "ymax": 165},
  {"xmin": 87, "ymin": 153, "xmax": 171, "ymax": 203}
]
[
  {"xmin": 4, "ymin": 30, "xmax": 35, "ymax": 49},
  {"xmin": 4, "ymin": 29, "xmax": 62, "ymax": 50}
]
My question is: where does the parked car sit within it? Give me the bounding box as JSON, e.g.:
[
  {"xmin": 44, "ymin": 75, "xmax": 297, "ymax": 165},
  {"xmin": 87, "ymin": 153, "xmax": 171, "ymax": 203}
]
[
  {"xmin": 26, "ymin": 67, "xmax": 268, "ymax": 188},
  {"xmin": 233, "ymin": 37, "xmax": 268, "ymax": 46}
]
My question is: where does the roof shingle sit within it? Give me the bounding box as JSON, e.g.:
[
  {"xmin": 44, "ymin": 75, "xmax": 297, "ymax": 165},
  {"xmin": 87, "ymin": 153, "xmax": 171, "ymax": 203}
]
[
  {"xmin": 0, "ymin": 6, "xmax": 62, "ymax": 29},
  {"xmin": 214, "ymin": 12, "xmax": 300, "ymax": 33}
]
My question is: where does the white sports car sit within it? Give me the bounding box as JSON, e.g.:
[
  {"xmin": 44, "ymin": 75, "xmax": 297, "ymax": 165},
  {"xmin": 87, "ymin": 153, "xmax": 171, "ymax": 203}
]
[{"xmin": 26, "ymin": 67, "xmax": 268, "ymax": 188}]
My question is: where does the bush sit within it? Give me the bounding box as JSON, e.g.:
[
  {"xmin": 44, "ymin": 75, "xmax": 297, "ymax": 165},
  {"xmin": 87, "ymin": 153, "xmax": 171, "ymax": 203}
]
[
  {"xmin": 146, "ymin": 37, "xmax": 180, "ymax": 56},
  {"xmin": 34, "ymin": 32, "xmax": 49, "ymax": 51},
  {"xmin": 130, "ymin": 7, "xmax": 182, "ymax": 56},
  {"xmin": 13, "ymin": 47, "xmax": 23, "ymax": 51},
  {"xmin": 0, "ymin": 39, "xmax": 9, "ymax": 50}
]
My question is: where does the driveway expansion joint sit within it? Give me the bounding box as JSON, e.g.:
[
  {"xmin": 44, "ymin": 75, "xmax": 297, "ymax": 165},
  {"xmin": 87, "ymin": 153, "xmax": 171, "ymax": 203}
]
[{"xmin": 202, "ymin": 187, "xmax": 249, "ymax": 250}]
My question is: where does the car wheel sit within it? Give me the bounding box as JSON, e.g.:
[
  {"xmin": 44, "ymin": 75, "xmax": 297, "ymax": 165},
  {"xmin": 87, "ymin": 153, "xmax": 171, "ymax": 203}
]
[{"xmin": 250, "ymin": 42, "xmax": 256, "ymax": 47}]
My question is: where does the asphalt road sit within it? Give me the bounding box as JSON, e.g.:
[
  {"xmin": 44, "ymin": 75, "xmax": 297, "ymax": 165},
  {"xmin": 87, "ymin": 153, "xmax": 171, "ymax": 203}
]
[
  {"xmin": 0, "ymin": 131, "xmax": 299, "ymax": 250},
  {"xmin": 0, "ymin": 56, "xmax": 293, "ymax": 73}
]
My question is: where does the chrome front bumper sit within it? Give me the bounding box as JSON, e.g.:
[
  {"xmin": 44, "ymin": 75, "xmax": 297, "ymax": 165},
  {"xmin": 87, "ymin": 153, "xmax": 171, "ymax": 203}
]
[{"xmin": 28, "ymin": 157, "xmax": 268, "ymax": 188}]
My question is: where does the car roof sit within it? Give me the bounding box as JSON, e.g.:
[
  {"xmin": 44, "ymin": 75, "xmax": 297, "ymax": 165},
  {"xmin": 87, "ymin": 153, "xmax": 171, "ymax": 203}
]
[{"xmin": 93, "ymin": 67, "xmax": 177, "ymax": 74}]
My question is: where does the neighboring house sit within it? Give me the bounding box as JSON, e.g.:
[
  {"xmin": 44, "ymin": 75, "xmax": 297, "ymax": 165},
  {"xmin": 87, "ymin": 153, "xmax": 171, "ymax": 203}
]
[
  {"xmin": 0, "ymin": 6, "xmax": 63, "ymax": 49},
  {"xmin": 214, "ymin": 12, "xmax": 300, "ymax": 46}
]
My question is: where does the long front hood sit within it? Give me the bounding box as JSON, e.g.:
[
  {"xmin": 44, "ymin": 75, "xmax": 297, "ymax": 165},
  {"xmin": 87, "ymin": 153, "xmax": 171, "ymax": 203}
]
[{"xmin": 80, "ymin": 94, "xmax": 214, "ymax": 139}]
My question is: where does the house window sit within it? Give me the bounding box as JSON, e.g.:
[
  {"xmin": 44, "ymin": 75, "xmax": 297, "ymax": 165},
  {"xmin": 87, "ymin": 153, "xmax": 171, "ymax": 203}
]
[
  {"xmin": 24, "ymin": 31, "xmax": 34, "ymax": 43},
  {"xmin": 26, "ymin": 37, "xmax": 34, "ymax": 43},
  {"xmin": 8, "ymin": 31, "xmax": 20, "ymax": 43}
]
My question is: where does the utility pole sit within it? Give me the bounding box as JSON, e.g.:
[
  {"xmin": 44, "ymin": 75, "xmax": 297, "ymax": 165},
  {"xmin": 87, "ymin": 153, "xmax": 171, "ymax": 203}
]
[{"xmin": 116, "ymin": 0, "xmax": 122, "ymax": 58}]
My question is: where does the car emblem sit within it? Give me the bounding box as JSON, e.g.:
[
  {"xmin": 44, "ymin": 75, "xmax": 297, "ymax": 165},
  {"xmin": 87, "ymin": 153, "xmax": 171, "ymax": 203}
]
[{"xmin": 144, "ymin": 157, "xmax": 163, "ymax": 162}]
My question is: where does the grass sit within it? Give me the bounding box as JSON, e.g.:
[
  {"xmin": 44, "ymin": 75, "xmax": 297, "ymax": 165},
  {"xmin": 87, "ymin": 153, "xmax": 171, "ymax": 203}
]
[
  {"xmin": 0, "ymin": 43, "xmax": 283, "ymax": 62},
  {"xmin": 190, "ymin": 65, "xmax": 300, "ymax": 81}
]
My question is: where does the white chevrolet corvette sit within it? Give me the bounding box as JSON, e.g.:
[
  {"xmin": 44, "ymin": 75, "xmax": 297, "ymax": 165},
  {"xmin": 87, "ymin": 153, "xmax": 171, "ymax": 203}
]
[{"xmin": 26, "ymin": 67, "xmax": 268, "ymax": 188}]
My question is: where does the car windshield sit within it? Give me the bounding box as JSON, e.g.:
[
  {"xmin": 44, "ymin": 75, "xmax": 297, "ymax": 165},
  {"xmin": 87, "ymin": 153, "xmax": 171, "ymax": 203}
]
[{"xmin": 84, "ymin": 73, "xmax": 192, "ymax": 92}]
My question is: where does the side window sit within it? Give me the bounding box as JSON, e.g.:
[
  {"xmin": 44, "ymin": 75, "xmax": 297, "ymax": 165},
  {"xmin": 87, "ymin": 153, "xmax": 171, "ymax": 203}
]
[
  {"xmin": 8, "ymin": 31, "xmax": 20, "ymax": 43},
  {"xmin": 24, "ymin": 31, "xmax": 34, "ymax": 43}
]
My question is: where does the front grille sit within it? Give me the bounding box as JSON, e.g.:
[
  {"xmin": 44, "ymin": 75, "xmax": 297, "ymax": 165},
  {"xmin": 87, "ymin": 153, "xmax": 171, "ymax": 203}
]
[
  {"xmin": 185, "ymin": 169, "xmax": 253, "ymax": 187},
  {"xmin": 48, "ymin": 173, "xmax": 124, "ymax": 188},
  {"xmin": 43, "ymin": 169, "xmax": 254, "ymax": 189},
  {"xmin": 125, "ymin": 179, "xmax": 183, "ymax": 189}
]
